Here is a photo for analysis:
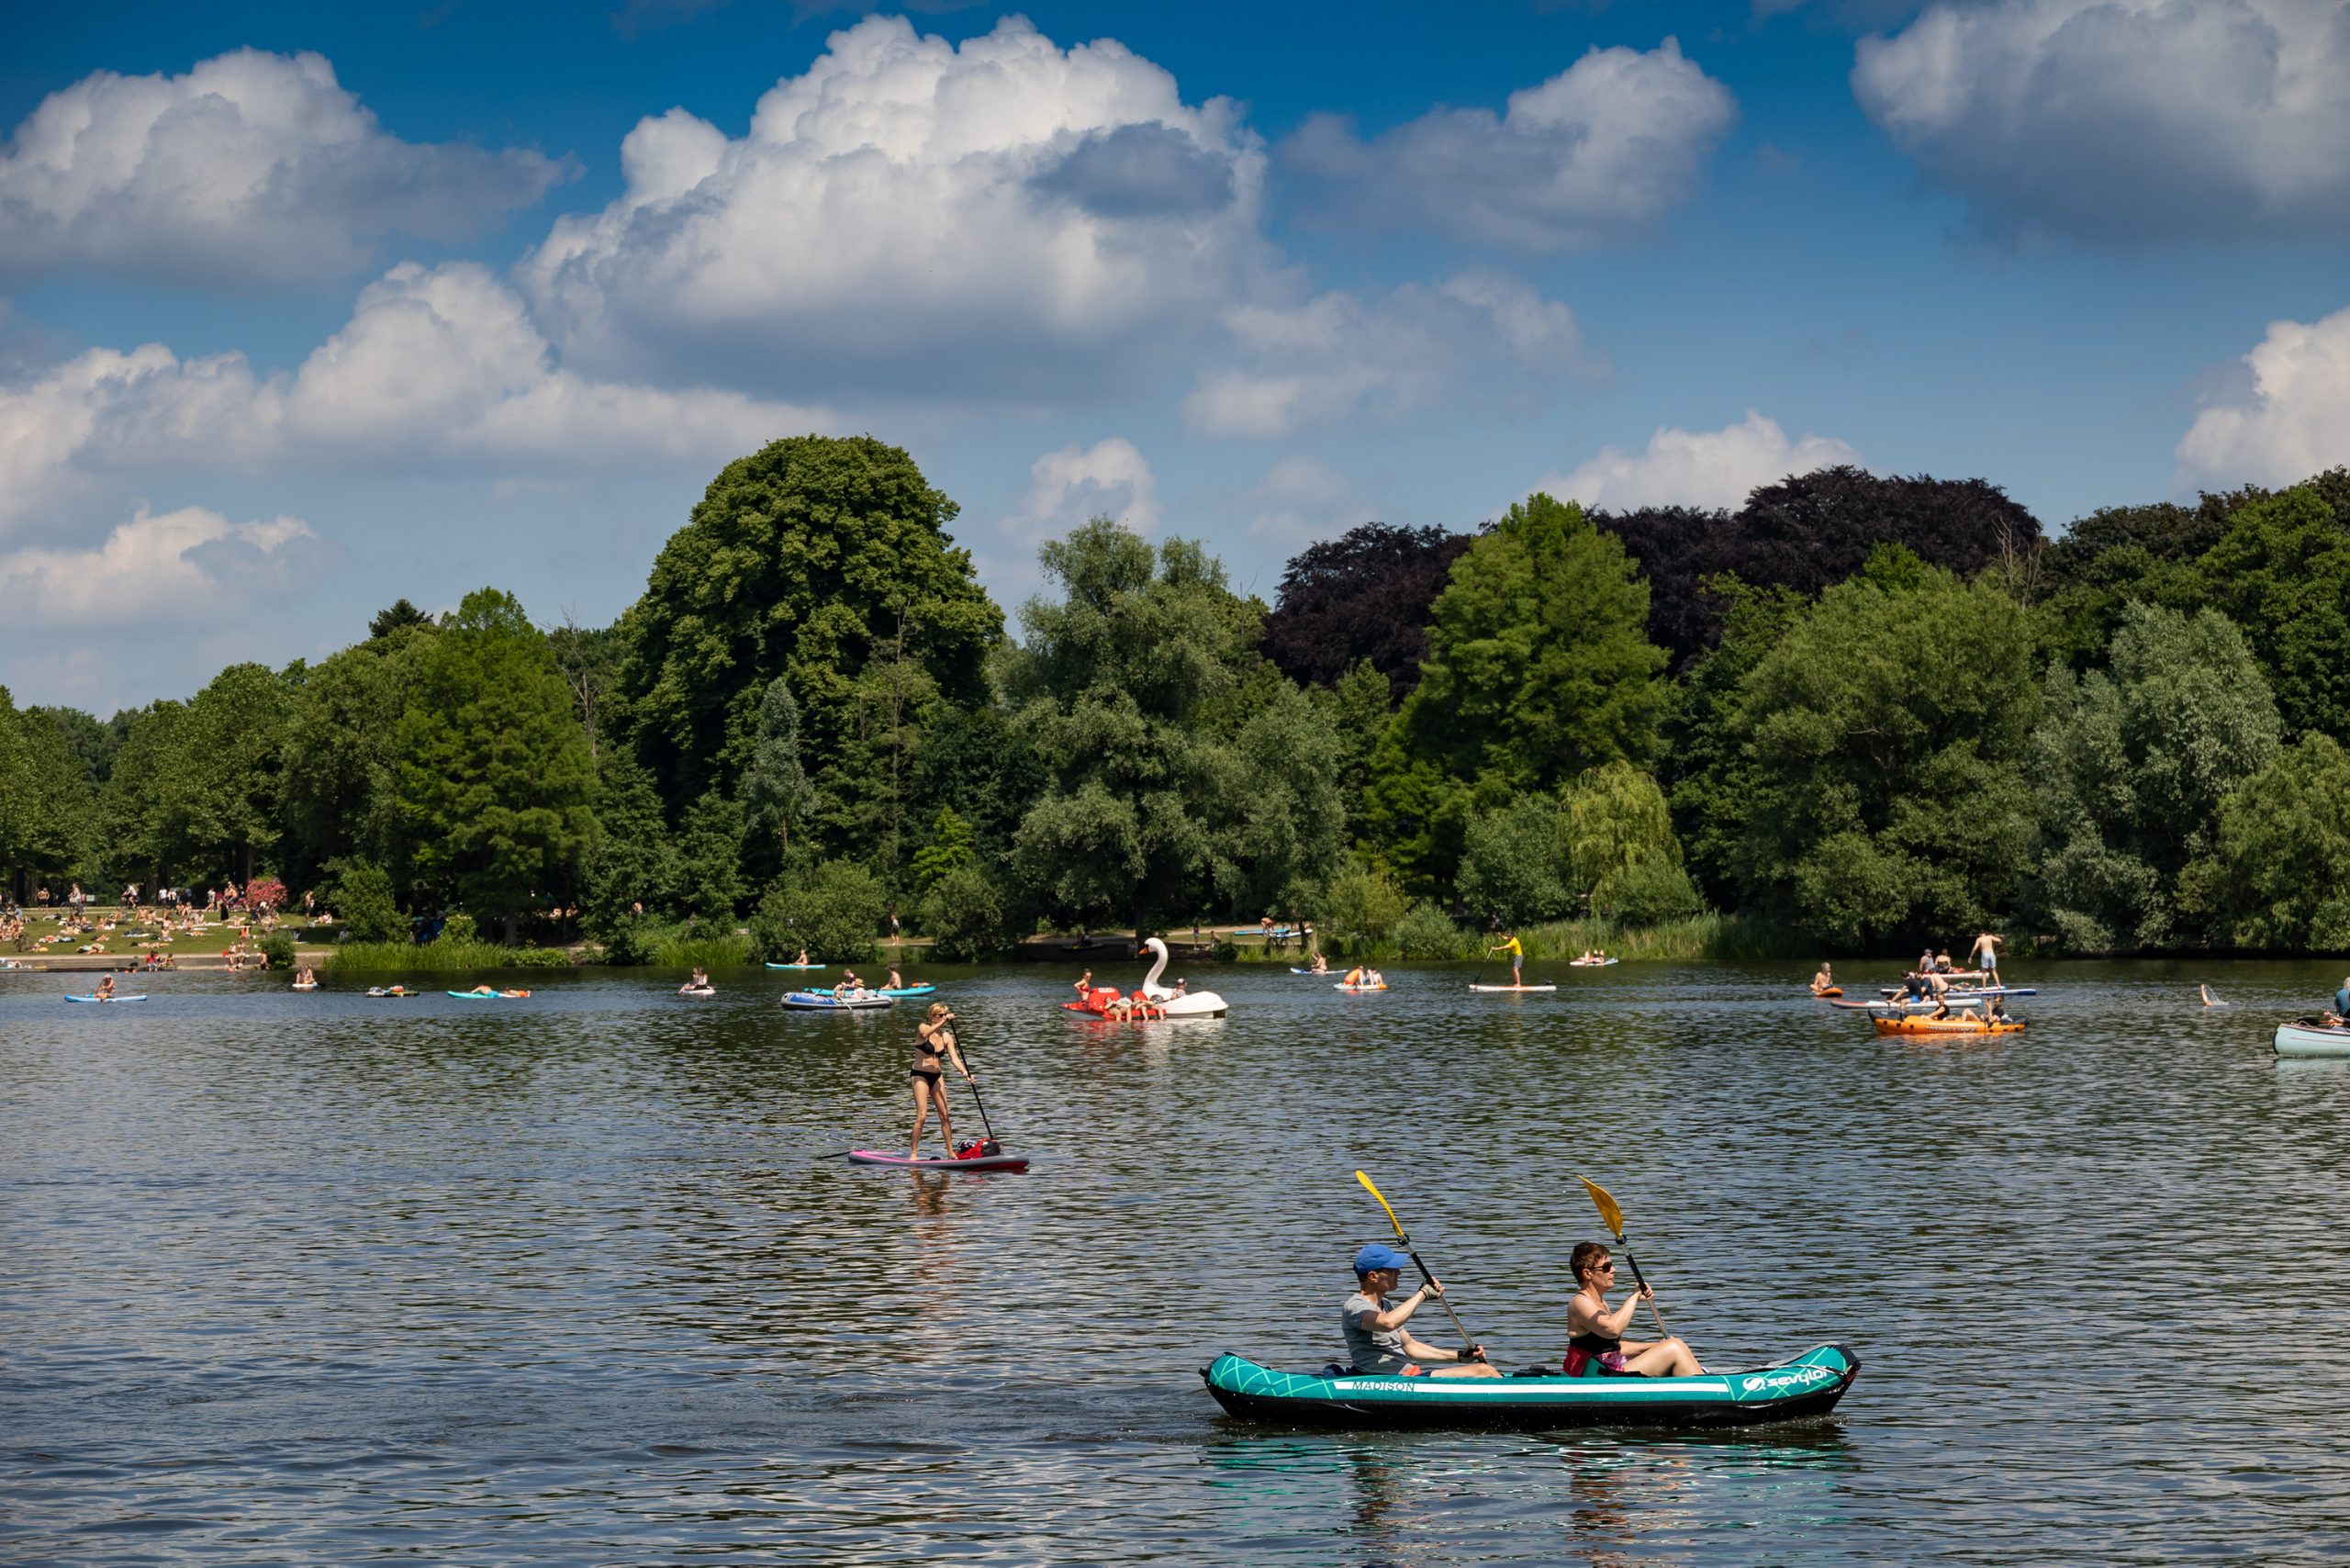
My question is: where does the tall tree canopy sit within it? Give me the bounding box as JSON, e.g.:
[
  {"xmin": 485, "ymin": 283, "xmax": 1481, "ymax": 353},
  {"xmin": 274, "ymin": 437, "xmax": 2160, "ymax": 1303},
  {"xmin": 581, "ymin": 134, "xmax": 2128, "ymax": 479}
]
[
  {"xmin": 1708, "ymin": 550, "xmax": 2040, "ymax": 947},
  {"xmin": 1597, "ymin": 466, "xmax": 2043, "ymax": 669},
  {"xmin": 1004, "ymin": 518, "xmax": 1343, "ymax": 932},
  {"xmin": 1260, "ymin": 522, "xmax": 1472, "ymax": 699},
  {"xmin": 397, "ymin": 588, "xmax": 596, "ymax": 934},
  {"xmin": 2192, "ymin": 485, "xmax": 2350, "ymax": 743},
  {"xmin": 2028, "ymin": 604, "xmax": 2279, "ymax": 952},
  {"xmin": 279, "ymin": 622, "xmax": 432, "ymax": 890},
  {"xmin": 1369, "ymin": 493, "xmax": 1667, "ymax": 892},
  {"xmin": 621, "ymin": 435, "xmax": 1002, "ymax": 817}
]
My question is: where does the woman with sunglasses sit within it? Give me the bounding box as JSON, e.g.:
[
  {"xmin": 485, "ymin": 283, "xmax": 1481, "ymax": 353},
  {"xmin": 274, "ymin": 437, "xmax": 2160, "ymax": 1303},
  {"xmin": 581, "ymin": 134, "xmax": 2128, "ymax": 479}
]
[{"xmin": 1565, "ymin": 1240, "xmax": 1700, "ymax": 1376}]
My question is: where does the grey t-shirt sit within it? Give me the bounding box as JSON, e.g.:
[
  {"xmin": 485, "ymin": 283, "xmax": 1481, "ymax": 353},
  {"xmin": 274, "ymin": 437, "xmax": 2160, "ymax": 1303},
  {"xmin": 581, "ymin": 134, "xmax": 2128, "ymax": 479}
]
[{"xmin": 1342, "ymin": 1291, "xmax": 1412, "ymax": 1373}]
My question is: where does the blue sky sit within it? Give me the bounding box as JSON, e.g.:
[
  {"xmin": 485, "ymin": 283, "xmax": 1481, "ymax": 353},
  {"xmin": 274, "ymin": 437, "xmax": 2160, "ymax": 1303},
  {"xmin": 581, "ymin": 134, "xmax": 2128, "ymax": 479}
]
[{"xmin": 5, "ymin": 0, "xmax": 2346, "ymax": 712}]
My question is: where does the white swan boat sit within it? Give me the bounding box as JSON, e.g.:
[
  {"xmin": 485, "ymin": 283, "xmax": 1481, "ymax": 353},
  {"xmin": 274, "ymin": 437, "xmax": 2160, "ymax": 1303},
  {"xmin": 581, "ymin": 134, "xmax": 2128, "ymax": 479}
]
[{"xmin": 1139, "ymin": 936, "xmax": 1227, "ymax": 1017}]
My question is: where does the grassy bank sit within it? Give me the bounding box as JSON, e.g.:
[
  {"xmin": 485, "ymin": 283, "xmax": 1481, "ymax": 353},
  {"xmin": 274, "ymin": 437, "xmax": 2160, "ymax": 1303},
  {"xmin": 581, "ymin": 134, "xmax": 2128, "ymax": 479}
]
[
  {"xmin": 1244, "ymin": 911, "xmax": 1813, "ymax": 963},
  {"xmin": 322, "ymin": 940, "xmax": 574, "ymax": 973}
]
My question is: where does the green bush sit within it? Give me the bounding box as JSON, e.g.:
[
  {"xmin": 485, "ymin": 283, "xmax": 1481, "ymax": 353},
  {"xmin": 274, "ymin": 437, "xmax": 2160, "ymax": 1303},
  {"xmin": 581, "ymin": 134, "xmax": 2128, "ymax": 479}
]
[
  {"xmin": 502, "ymin": 947, "xmax": 576, "ymax": 969},
  {"xmin": 1602, "ymin": 857, "xmax": 1706, "ymax": 925},
  {"xmin": 599, "ymin": 914, "xmax": 664, "ymax": 967},
  {"xmin": 323, "ymin": 939, "xmax": 567, "ymax": 972},
  {"xmin": 918, "ymin": 864, "xmax": 1011, "ymax": 961},
  {"xmin": 1396, "ymin": 902, "xmax": 1471, "ymax": 958},
  {"xmin": 260, "ymin": 932, "xmax": 297, "ymax": 969},
  {"xmin": 1320, "ymin": 860, "xmax": 1409, "ymax": 956},
  {"xmin": 749, "ymin": 858, "xmax": 887, "ymax": 962},
  {"xmin": 332, "ymin": 860, "xmax": 407, "ymax": 945},
  {"xmin": 437, "ymin": 913, "xmax": 478, "ymax": 946}
]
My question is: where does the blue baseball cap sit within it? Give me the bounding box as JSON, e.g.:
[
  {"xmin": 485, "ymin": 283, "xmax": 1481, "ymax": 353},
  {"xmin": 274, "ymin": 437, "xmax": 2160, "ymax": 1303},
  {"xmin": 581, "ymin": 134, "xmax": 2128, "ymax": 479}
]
[{"xmin": 1354, "ymin": 1244, "xmax": 1412, "ymax": 1276}]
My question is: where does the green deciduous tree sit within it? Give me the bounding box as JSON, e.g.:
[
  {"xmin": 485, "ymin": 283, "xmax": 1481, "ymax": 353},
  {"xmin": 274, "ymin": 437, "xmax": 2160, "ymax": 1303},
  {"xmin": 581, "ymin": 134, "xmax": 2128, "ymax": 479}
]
[
  {"xmin": 2194, "ymin": 486, "xmax": 2350, "ymax": 742},
  {"xmin": 1004, "ymin": 519, "xmax": 1344, "ymax": 934},
  {"xmin": 1318, "ymin": 857, "xmax": 1410, "ymax": 955},
  {"xmin": 1563, "ymin": 762, "xmax": 1702, "ymax": 924},
  {"xmin": 2029, "ymin": 604, "xmax": 2280, "ymax": 951},
  {"xmin": 916, "ymin": 863, "xmax": 1013, "ymax": 961},
  {"xmin": 1369, "ymin": 493, "xmax": 1668, "ymax": 894},
  {"xmin": 678, "ymin": 790, "xmax": 746, "ymax": 921},
  {"xmin": 280, "ymin": 627, "xmax": 429, "ymax": 890},
  {"xmin": 749, "ymin": 858, "xmax": 887, "ymax": 962},
  {"xmin": 581, "ymin": 748, "xmax": 681, "ymax": 933},
  {"xmin": 330, "ymin": 859, "xmax": 407, "ymax": 944},
  {"xmin": 174, "ymin": 664, "xmax": 294, "ymax": 885},
  {"xmin": 739, "ymin": 676, "xmax": 815, "ymax": 869},
  {"xmin": 397, "ymin": 588, "xmax": 596, "ymax": 938},
  {"xmin": 2182, "ymin": 734, "xmax": 2350, "ymax": 949},
  {"xmin": 1712, "ymin": 550, "xmax": 2039, "ymax": 946},
  {"xmin": 622, "ymin": 435, "xmax": 1001, "ymax": 818}
]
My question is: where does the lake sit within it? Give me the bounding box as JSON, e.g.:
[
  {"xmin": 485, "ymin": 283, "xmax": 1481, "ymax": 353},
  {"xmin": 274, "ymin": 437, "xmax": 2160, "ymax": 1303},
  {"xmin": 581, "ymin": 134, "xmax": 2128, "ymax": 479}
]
[{"xmin": 4, "ymin": 958, "xmax": 2344, "ymax": 1564}]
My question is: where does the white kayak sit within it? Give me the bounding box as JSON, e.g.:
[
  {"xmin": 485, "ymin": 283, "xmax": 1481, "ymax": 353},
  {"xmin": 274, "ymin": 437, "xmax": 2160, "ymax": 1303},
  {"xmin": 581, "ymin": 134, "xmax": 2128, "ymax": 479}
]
[
  {"xmin": 1470, "ymin": 983, "xmax": 1558, "ymax": 992},
  {"xmin": 1568, "ymin": 958, "xmax": 1620, "ymax": 968},
  {"xmin": 2275, "ymin": 1021, "xmax": 2350, "ymax": 1058}
]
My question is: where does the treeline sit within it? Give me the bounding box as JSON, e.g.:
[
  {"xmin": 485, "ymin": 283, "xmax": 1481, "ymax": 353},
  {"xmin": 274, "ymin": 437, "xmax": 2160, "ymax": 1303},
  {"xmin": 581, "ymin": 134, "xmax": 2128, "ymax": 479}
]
[{"xmin": 3, "ymin": 433, "xmax": 2347, "ymax": 959}]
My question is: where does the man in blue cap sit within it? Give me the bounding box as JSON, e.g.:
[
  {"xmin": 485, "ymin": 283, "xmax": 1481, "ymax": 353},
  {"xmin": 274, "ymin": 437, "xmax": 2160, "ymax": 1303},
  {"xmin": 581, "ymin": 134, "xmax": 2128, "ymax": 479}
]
[{"xmin": 1343, "ymin": 1244, "xmax": 1498, "ymax": 1377}]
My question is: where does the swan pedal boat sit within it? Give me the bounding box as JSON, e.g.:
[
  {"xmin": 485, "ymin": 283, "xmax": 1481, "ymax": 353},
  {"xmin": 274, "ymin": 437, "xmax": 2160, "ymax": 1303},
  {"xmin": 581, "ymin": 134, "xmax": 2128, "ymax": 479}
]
[
  {"xmin": 783, "ymin": 990, "xmax": 895, "ymax": 1011},
  {"xmin": 2275, "ymin": 1020, "xmax": 2350, "ymax": 1058},
  {"xmin": 1063, "ymin": 936, "xmax": 1228, "ymax": 1017},
  {"xmin": 1203, "ymin": 1344, "xmax": 1858, "ymax": 1430}
]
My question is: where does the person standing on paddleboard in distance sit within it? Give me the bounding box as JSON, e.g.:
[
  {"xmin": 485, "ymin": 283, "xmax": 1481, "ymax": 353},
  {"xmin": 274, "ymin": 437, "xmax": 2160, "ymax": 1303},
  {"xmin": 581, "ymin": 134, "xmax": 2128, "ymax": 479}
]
[
  {"xmin": 1565, "ymin": 1240, "xmax": 1701, "ymax": 1377},
  {"xmin": 1969, "ymin": 931, "xmax": 2003, "ymax": 982},
  {"xmin": 1344, "ymin": 1245, "xmax": 1497, "ymax": 1378},
  {"xmin": 908, "ymin": 1002, "xmax": 971, "ymax": 1159},
  {"xmin": 1488, "ymin": 933, "xmax": 1524, "ymax": 988}
]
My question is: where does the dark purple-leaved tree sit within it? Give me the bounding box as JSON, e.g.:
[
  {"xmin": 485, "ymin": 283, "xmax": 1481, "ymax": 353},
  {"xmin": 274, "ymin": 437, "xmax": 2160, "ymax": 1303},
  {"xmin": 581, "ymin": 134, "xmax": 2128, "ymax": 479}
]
[
  {"xmin": 1595, "ymin": 467, "xmax": 2044, "ymax": 671},
  {"xmin": 1260, "ymin": 522, "xmax": 1472, "ymax": 700}
]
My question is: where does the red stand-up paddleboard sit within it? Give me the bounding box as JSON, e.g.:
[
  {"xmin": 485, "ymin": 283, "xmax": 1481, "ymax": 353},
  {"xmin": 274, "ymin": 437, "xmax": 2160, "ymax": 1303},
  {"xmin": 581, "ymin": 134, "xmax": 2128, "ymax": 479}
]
[{"xmin": 845, "ymin": 1144, "xmax": 1031, "ymax": 1173}]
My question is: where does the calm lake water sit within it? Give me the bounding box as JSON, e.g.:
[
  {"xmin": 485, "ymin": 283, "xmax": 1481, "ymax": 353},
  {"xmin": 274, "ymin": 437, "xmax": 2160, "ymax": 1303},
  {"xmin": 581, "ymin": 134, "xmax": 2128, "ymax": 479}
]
[{"xmin": 5, "ymin": 957, "xmax": 2347, "ymax": 1564}]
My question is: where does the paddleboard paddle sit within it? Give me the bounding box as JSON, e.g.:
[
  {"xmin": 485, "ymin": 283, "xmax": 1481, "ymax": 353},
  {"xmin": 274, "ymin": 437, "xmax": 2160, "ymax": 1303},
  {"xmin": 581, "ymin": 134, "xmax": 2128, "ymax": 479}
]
[
  {"xmin": 1355, "ymin": 1170, "xmax": 1488, "ymax": 1362},
  {"xmin": 952, "ymin": 1027, "xmax": 1003, "ymax": 1151},
  {"xmin": 1579, "ymin": 1175, "xmax": 1676, "ymax": 1342}
]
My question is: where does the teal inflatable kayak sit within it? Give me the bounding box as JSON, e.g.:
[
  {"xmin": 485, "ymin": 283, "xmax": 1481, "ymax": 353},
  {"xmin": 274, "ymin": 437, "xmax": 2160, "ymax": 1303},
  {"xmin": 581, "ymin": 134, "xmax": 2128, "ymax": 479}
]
[{"xmin": 1203, "ymin": 1343, "xmax": 1857, "ymax": 1430}]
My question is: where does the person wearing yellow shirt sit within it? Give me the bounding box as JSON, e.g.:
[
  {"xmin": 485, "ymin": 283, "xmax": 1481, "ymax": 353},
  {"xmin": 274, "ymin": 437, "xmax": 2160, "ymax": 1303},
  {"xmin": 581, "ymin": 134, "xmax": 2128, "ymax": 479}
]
[{"xmin": 1487, "ymin": 933, "xmax": 1524, "ymax": 988}]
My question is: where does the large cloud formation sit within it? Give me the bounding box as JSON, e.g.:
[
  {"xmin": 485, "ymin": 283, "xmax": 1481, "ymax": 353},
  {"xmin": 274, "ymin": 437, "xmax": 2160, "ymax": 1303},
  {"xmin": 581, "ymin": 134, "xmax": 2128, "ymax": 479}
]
[
  {"xmin": 0, "ymin": 262, "xmax": 826, "ymax": 535},
  {"xmin": 0, "ymin": 505, "xmax": 319, "ymax": 628},
  {"xmin": 1853, "ymin": 0, "xmax": 2350, "ymax": 241},
  {"xmin": 1281, "ymin": 40, "xmax": 1737, "ymax": 250},
  {"xmin": 0, "ymin": 49, "xmax": 569, "ymax": 287},
  {"xmin": 520, "ymin": 15, "xmax": 1270, "ymax": 392},
  {"xmin": 1186, "ymin": 271, "xmax": 1587, "ymax": 438},
  {"xmin": 2177, "ymin": 305, "xmax": 2350, "ymax": 486},
  {"xmin": 1539, "ymin": 410, "xmax": 1863, "ymax": 510}
]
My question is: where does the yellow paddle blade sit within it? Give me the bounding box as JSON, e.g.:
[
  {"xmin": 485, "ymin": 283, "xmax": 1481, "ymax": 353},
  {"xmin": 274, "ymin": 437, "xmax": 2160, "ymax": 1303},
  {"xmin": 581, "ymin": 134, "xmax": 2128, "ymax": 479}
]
[
  {"xmin": 1356, "ymin": 1170, "xmax": 1407, "ymax": 1240},
  {"xmin": 1579, "ymin": 1175, "xmax": 1626, "ymax": 1239}
]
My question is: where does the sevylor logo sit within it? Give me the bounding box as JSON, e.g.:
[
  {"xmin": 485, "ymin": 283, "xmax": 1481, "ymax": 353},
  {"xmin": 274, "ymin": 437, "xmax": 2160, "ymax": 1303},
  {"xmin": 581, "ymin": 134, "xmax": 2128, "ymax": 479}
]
[{"xmin": 1739, "ymin": 1365, "xmax": 1833, "ymax": 1394}]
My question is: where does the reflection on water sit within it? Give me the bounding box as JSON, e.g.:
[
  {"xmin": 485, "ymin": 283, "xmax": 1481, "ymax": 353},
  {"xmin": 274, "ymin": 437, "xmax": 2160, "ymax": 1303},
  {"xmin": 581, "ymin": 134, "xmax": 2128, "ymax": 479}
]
[{"xmin": 4, "ymin": 958, "xmax": 2346, "ymax": 1562}]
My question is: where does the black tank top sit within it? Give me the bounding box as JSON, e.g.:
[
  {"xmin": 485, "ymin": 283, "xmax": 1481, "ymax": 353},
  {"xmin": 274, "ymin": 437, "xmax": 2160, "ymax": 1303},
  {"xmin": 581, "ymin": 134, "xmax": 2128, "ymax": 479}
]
[{"xmin": 1569, "ymin": 1329, "xmax": 1618, "ymax": 1354}]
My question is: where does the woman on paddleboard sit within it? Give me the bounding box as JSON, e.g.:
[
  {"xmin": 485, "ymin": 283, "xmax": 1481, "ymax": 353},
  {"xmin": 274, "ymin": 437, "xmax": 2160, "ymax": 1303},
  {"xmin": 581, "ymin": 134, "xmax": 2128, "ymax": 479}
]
[
  {"xmin": 908, "ymin": 1002, "xmax": 971, "ymax": 1159},
  {"xmin": 1565, "ymin": 1241, "xmax": 1699, "ymax": 1377},
  {"xmin": 1487, "ymin": 933, "xmax": 1524, "ymax": 987}
]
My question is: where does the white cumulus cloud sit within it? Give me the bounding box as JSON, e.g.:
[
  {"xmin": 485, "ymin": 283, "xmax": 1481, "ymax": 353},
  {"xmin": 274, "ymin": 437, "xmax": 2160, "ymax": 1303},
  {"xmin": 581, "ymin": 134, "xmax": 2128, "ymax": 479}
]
[
  {"xmin": 1002, "ymin": 437, "xmax": 1162, "ymax": 548},
  {"xmin": 1239, "ymin": 455, "xmax": 1373, "ymax": 548},
  {"xmin": 0, "ymin": 505, "xmax": 320, "ymax": 628},
  {"xmin": 0, "ymin": 262, "xmax": 829, "ymax": 534},
  {"xmin": 1185, "ymin": 271, "xmax": 1586, "ymax": 438},
  {"xmin": 1853, "ymin": 0, "xmax": 2350, "ymax": 241},
  {"xmin": 1539, "ymin": 411, "xmax": 1863, "ymax": 511},
  {"xmin": 0, "ymin": 49, "xmax": 569, "ymax": 287},
  {"xmin": 519, "ymin": 14, "xmax": 1270, "ymax": 393},
  {"xmin": 2177, "ymin": 305, "xmax": 2350, "ymax": 487},
  {"xmin": 1281, "ymin": 39, "xmax": 1736, "ymax": 250}
]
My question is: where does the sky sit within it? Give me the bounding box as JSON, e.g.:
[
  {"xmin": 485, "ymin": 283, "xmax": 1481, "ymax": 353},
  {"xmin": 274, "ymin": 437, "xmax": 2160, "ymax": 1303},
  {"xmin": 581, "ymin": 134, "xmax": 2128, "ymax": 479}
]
[{"xmin": 4, "ymin": 0, "xmax": 2347, "ymax": 714}]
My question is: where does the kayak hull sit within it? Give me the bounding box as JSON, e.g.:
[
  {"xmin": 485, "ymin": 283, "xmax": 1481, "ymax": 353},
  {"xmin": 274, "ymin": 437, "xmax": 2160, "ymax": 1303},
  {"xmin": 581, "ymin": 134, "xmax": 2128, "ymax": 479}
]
[
  {"xmin": 764, "ymin": 962, "xmax": 827, "ymax": 969},
  {"xmin": 2276, "ymin": 1022, "xmax": 2350, "ymax": 1058},
  {"xmin": 64, "ymin": 993, "xmax": 148, "ymax": 1002},
  {"xmin": 878, "ymin": 984, "xmax": 936, "ymax": 998},
  {"xmin": 1874, "ymin": 1015, "xmax": 2025, "ymax": 1036},
  {"xmin": 784, "ymin": 991, "xmax": 895, "ymax": 1011},
  {"xmin": 1203, "ymin": 1344, "xmax": 1857, "ymax": 1431},
  {"xmin": 845, "ymin": 1148, "xmax": 1031, "ymax": 1172}
]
